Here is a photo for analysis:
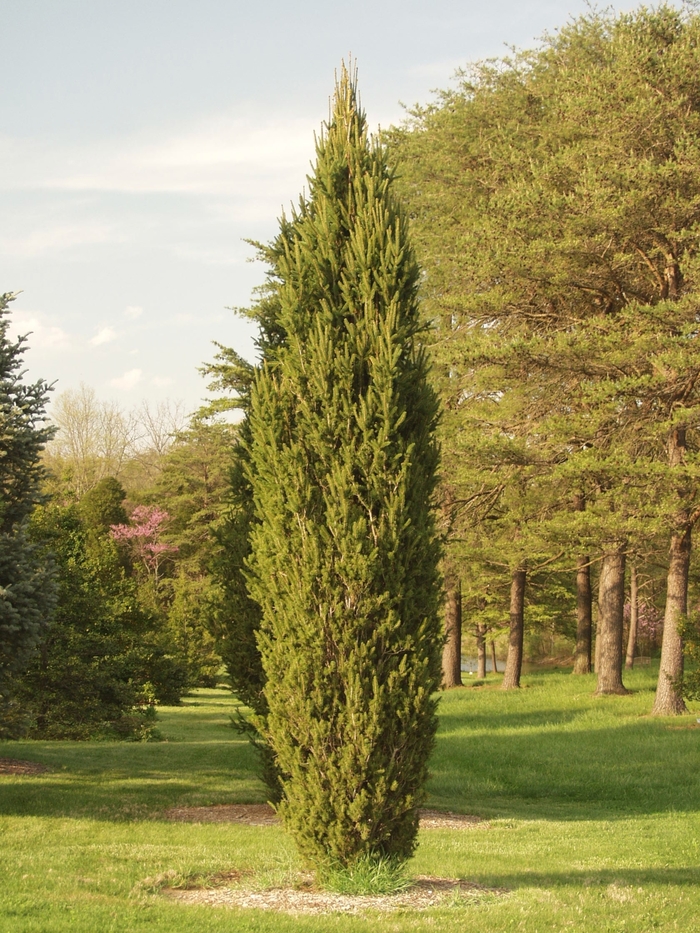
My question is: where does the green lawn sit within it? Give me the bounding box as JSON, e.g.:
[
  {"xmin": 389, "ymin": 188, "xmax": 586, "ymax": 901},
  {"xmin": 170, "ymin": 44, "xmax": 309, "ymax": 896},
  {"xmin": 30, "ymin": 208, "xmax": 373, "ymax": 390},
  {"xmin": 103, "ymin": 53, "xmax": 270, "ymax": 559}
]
[{"xmin": 1, "ymin": 668, "xmax": 699, "ymax": 932}]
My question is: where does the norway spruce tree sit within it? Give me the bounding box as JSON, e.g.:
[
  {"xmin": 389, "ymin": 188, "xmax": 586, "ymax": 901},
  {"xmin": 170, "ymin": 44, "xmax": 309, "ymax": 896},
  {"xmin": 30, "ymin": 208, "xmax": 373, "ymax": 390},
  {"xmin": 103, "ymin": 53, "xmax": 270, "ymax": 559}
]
[{"xmin": 246, "ymin": 67, "xmax": 442, "ymax": 870}]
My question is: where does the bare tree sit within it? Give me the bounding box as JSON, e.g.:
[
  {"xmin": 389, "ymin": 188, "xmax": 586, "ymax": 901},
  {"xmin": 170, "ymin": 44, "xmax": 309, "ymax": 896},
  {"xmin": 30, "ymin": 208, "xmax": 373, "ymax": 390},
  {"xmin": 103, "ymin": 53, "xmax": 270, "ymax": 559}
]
[
  {"xmin": 44, "ymin": 387, "xmax": 189, "ymax": 497},
  {"xmin": 45, "ymin": 385, "xmax": 138, "ymax": 496},
  {"xmin": 136, "ymin": 399, "xmax": 187, "ymax": 457}
]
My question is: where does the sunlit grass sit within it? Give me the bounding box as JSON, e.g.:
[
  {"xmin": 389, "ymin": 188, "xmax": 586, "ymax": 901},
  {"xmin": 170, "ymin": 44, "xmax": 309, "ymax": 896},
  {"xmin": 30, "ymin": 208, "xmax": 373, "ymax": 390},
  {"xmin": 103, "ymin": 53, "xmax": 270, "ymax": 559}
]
[{"xmin": 1, "ymin": 676, "xmax": 699, "ymax": 931}]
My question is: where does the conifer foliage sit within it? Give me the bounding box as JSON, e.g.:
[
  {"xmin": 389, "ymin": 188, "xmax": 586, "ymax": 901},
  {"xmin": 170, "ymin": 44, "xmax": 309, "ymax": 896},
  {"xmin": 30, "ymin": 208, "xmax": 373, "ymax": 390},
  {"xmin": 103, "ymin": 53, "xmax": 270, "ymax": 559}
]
[
  {"xmin": 246, "ymin": 67, "xmax": 442, "ymax": 869},
  {"xmin": 0, "ymin": 293, "xmax": 56, "ymax": 736}
]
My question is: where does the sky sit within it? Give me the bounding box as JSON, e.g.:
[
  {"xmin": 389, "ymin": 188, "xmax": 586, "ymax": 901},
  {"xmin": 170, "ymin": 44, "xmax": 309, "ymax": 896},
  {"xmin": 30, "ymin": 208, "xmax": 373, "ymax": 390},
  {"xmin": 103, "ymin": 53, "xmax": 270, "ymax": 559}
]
[{"xmin": 2, "ymin": 0, "xmax": 647, "ymax": 415}]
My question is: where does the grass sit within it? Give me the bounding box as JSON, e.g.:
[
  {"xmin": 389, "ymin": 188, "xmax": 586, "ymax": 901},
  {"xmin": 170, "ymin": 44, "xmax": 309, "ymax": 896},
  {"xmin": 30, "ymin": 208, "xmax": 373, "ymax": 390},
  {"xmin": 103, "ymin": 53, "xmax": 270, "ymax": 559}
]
[
  {"xmin": 319, "ymin": 855, "xmax": 410, "ymax": 896},
  {"xmin": 0, "ymin": 668, "xmax": 699, "ymax": 931}
]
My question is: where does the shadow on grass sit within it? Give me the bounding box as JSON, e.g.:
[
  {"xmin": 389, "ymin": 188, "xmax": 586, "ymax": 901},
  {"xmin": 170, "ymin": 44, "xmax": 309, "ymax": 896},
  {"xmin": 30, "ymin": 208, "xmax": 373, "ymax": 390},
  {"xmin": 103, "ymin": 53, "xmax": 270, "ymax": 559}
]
[
  {"xmin": 0, "ymin": 737, "xmax": 267, "ymax": 821},
  {"xmin": 428, "ymin": 715, "xmax": 700, "ymax": 820},
  {"xmin": 437, "ymin": 707, "xmax": 586, "ymax": 733},
  {"xmin": 0, "ymin": 778, "xmax": 270, "ymax": 820},
  {"xmin": 475, "ymin": 866, "xmax": 700, "ymax": 890},
  {"xmin": 3, "ymin": 675, "xmax": 697, "ymax": 825}
]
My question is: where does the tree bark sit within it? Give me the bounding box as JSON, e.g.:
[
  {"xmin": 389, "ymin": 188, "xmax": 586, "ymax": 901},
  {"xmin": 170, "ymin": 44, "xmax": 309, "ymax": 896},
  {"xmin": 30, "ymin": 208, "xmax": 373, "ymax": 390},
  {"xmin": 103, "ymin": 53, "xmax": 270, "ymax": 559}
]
[
  {"xmin": 573, "ymin": 555, "xmax": 593, "ymax": 674},
  {"xmin": 502, "ymin": 568, "xmax": 526, "ymax": 690},
  {"xmin": 625, "ymin": 565, "xmax": 638, "ymax": 670},
  {"xmin": 653, "ymin": 427, "xmax": 690, "ymax": 715},
  {"xmin": 652, "ymin": 530, "xmax": 690, "ymax": 715},
  {"xmin": 491, "ymin": 639, "xmax": 498, "ymax": 674},
  {"xmin": 442, "ymin": 580, "xmax": 462, "ymax": 688},
  {"xmin": 476, "ymin": 623, "xmax": 487, "ymax": 679},
  {"xmin": 572, "ymin": 493, "xmax": 592, "ymax": 674},
  {"xmin": 595, "ymin": 546, "xmax": 628, "ymax": 695}
]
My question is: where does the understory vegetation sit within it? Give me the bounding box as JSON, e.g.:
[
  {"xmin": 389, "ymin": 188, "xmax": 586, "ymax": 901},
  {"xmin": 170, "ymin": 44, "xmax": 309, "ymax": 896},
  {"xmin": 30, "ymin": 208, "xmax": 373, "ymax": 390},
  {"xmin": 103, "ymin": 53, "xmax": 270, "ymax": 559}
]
[{"xmin": 1, "ymin": 672, "xmax": 699, "ymax": 932}]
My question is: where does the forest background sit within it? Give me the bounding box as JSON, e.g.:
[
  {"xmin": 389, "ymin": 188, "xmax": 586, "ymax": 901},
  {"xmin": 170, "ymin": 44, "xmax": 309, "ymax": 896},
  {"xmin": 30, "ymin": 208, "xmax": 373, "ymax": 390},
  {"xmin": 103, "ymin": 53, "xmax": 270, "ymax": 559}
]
[{"xmin": 3, "ymin": 4, "xmax": 700, "ymax": 742}]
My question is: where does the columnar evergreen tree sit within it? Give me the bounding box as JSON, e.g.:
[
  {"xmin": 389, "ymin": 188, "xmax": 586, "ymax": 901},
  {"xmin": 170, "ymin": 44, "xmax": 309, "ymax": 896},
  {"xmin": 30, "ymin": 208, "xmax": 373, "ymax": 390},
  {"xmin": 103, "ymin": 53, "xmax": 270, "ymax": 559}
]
[
  {"xmin": 199, "ymin": 345, "xmax": 279, "ymax": 790},
  {"xmin": 246, "ymin": 67, "xmax": 442, "ymax": 869}
]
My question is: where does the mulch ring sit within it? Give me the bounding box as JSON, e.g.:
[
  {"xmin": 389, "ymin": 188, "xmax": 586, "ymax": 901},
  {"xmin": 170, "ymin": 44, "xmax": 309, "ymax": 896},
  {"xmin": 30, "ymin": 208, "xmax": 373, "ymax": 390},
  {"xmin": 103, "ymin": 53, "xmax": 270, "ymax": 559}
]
[
  {"xmin": 165, "ymin": 875, "xmax": 504, "ymax": 915},
  {"xmin": 0, "ymin": 758, "xmax": 50, "ymax": 776},
  {"xmin": 164, "ymin": 804, "xmax": 279, "ymax": 825},
  {"xmin": 163, "ymin": 803, "xmax": 485, "ymax": 829}
]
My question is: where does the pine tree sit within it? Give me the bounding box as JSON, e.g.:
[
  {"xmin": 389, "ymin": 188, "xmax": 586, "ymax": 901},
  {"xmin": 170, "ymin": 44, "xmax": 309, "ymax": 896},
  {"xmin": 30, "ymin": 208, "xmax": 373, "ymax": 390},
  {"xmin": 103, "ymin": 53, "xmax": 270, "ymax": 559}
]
[
  {"xmin": 391, "ymin": 5, "xmax": 700, "ymax": 709},
  {"xmin": 245, "ymin": 67, "xmax": 442, "ymax": 870},
  {"xmin": 0, "ymin": 293, "xmax": 56, "ymax": 736}
]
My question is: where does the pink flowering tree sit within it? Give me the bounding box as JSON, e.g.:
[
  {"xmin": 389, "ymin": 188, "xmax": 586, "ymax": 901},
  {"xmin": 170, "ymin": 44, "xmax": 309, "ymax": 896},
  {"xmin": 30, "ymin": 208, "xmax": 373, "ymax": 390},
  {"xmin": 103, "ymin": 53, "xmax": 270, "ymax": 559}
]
[{"xmin": 111, "ymin": 505, "xmax": 178, "ymax": 585}]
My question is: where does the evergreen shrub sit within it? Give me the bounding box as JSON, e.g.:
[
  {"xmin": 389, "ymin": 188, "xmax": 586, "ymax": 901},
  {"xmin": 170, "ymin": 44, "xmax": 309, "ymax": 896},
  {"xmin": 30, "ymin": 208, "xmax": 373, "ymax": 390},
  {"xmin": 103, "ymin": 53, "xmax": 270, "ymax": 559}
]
[{"xmin": 246, "ymin": 66, "xmax": 443, "ymax": 870}]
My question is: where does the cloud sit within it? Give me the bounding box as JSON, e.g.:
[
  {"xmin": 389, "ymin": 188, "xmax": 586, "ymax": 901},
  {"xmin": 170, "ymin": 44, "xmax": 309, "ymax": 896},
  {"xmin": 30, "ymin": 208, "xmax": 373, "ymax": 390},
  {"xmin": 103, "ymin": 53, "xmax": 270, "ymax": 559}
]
[
  {"xmin": 124, "ymin": 305, "xmax": 143, "ymax": 319},
  {"xmin": 110, "ymin": 368, "xmax": 142, "ymax": 390},
  {"xmin": 90, "ymin": 327, "xmax": 117, "ymax": 346},
  {"xmin": 0, "ymin": 222, "xmax": 119, "ymax": 260},
  {"xmin": 0, "ymin": 113, "xmax": 318, "ymax": 200},
  {"xmin": 9, "ymin": 311, "xmax": 74, "ymax": 351},
  {"xmin": 151, "ymin": 376, "xmax": 173, "ymax": 387}
]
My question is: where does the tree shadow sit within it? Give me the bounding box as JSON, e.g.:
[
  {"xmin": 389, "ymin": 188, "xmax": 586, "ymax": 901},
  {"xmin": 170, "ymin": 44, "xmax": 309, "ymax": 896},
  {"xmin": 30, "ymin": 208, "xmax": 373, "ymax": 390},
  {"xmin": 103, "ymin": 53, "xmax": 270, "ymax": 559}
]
[
  {"xmin": 470, "ymin": 866, "xmax": 700, "ymax": 890},
  {"xmin": 429, "ymin": 717, "xmax": 700, "ymax": 820}
]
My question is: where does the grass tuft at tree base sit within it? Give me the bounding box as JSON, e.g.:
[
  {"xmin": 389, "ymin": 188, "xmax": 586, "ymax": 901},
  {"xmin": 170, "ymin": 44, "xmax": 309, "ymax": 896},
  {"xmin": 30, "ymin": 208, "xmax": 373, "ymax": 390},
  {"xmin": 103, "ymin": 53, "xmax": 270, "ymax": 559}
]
[{"xmin": 318, "ymin": 854, "xmax": 410, "ymax": 896}]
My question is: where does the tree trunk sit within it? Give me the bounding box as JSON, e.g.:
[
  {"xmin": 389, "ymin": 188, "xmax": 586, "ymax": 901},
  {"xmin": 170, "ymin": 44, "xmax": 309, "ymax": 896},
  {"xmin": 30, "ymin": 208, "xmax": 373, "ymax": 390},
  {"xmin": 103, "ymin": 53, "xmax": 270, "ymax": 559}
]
[
  {"xmin": 502, "ymin": 569, "xmax": 526, "ymax": 690},
  {"xmin": 652, "ymin": 530, "xmax": 690, "ymax": 715},
  {"xmin": 653, "ymin": 426, "xmax": 690, "ymax": 715},
  {"xmin": 491, "ymin": 639, "xmax": 498, "ymax": 674},
  {"xmin": 476, "ymin": 623, "xmax": 487, "ymax": 678},
  {"xmin": 595, "ymin": 546, "xmax": 628, "ymax": 695},
  {"xmin": 573, "ymin": 555, "xmax": 593, "ymax": 674},
  {"xmin": 442, "ymin": 580, "xmax": 462, "ymax": 689},
  {"xmin": 625, "ymin": 565, "xmax": 638, "ymax": 670}
]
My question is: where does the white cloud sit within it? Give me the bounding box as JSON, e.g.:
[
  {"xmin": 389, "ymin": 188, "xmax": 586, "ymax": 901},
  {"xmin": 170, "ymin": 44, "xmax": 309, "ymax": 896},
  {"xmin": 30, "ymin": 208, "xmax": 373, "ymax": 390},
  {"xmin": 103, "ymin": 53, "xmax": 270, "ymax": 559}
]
[
  {"xmin": 9, "ymin": 311, "xmax": 74, "ymax": 351},
  {"xmin": 90, "ymin": 327, "xmax": 117, "ymax": 346},
  {"xmin": 151, "ymin": 376, "xmax": 173, "ymax": 387},
  {"xmin": 0, "ymin": 222, "xmax": 119, "ymax": 260},
  {"xmin": 110, "ymin": 368, "xmax": 142, "ymax": 390},
  {"xmin": 0, "ymin": 113, "xmax": 318, "ymax": 200},
  {"xmin": 124, "ymin": 305, "xmax": 143, "ymax": 319}
]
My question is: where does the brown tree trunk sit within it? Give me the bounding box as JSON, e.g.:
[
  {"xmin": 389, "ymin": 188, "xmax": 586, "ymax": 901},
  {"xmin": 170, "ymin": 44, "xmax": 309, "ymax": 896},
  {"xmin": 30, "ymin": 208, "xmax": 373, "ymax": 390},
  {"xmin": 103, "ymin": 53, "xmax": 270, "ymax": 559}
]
[
  {"xmin": 490, "ymin": 639, "xmax": 498, "ymax": 674},
  {"xmin": 625, "ymin": 565, "xmax": 638, "ymax": 670},
  {"xmin": 653, "ymin": 427, "xmax": 690, "ymax": 715},
  {"xmin": 652, "ymin": 530, "xmax": 690, "ymax": 715},
  {"xmin": 595, "ymin": 546, "xmax": 628, "ymax": 695},
  {"xmin": 442, "ymin": 580, "xmax": 462, "ymax": 689},
  {"xmin": 572, "ymin": 493, "xmax": 592, "ymax": 674},
  {"xmin": 502, "ymin": 568, "xmax": 526, "ymax": 690},
  {"xmin": 476, "ymin": 623, "xmax": 487, "ymax": 679},
  {"xmin": 573, "ymin": 555, "xmax": 593, "ymax": 674}
]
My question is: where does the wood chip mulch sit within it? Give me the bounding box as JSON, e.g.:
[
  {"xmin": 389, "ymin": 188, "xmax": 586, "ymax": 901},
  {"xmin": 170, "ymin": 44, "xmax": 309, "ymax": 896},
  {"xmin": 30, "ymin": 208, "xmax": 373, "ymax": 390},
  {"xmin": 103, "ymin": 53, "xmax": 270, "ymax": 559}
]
[
  {"xmin": 164, "ymin": 804, "xmax": 279, "ymax": 825},
  {"xmin": 0, "ymin": 758, "xmax": 49, "ymax": 775},
  {"xmin": 166, "ymin": 875, "xmax": 503, "ymax": 914},
  {"xmin": 419, "ymin": 808, "xmax": 485, "ymax": 829},
  {"xmin": 163, "ymin": 803, "xmax": 485, "ymax": 829}
]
